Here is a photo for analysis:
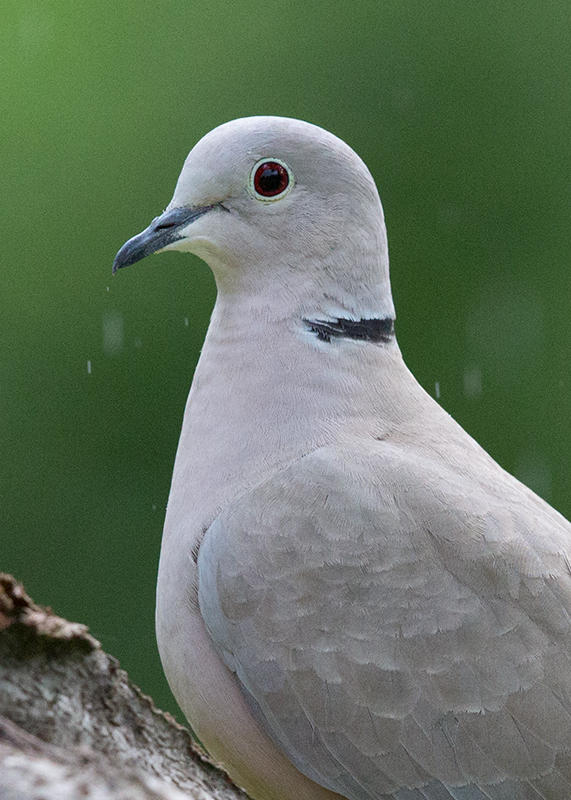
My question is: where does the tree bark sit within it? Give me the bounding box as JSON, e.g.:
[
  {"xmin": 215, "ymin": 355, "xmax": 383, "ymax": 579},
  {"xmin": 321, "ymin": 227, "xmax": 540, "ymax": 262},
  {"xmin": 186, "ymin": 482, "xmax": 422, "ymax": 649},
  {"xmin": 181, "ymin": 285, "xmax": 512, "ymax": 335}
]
[{"xmin": 0, "ymin": 573, "xmax": 247, "ymax": 800}]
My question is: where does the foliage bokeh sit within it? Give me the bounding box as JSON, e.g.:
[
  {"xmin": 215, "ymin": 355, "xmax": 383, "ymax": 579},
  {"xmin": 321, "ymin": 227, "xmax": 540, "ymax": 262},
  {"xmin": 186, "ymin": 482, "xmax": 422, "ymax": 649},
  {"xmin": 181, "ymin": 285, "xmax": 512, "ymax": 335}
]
[{"xmin": 2, "ymin": 0, "xmax": 569, "ymax": 718}]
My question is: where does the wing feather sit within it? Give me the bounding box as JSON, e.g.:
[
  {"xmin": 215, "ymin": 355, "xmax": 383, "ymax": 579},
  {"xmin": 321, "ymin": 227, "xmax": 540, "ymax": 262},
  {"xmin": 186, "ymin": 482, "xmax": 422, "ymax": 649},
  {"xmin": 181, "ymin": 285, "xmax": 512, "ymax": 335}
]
[{"xmin": 198, "ymin": 444, "xmax": 571, "ymax": 800}]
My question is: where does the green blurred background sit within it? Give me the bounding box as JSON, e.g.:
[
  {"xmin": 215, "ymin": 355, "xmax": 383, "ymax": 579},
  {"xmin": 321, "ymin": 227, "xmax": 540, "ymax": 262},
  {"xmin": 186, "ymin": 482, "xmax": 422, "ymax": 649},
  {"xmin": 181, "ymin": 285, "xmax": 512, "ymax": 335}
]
[{"xmin": 2, "ymin": 1, "xmax": 569, "ymax": 720}]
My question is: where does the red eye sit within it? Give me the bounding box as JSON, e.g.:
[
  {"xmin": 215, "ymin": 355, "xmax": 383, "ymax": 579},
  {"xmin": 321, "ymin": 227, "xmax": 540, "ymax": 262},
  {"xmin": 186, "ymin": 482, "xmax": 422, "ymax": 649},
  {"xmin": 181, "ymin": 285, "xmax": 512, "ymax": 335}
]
[{"xmin": 252, "ymin": 160, "xmax": 290, "ymax": 198}]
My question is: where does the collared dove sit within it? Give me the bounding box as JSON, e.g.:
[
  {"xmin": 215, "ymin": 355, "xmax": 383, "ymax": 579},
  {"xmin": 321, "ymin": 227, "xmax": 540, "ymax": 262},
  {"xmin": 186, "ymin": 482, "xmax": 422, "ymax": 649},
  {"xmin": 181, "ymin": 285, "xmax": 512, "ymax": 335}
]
[{"xmin": 113, "ymin": 117, "xmax": 571, "ymax": 800}]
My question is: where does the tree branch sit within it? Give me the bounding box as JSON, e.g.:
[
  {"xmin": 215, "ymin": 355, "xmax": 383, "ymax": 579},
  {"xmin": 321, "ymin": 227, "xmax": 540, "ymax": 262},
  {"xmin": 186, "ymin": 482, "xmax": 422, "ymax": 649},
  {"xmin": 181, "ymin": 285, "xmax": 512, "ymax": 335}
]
[{"xmin": 0, "ymin": 573, "xmax": 247, "ymax": 800}]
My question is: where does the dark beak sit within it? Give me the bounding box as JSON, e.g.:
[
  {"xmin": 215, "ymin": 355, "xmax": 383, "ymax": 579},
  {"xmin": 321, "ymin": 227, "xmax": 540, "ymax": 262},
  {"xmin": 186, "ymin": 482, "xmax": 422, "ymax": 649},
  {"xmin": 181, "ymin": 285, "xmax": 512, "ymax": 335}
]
[{"xmin": 112, "ymin": 205, "xmax": 215, "ymax": 274}]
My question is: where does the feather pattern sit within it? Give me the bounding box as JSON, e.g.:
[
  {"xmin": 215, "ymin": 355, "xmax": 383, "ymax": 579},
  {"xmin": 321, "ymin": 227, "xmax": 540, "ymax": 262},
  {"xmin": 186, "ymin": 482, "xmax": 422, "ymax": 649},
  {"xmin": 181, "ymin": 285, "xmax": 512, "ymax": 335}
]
[{"xmin": 198, "ymin": 443, "xmax": 571, "ymax": 800}]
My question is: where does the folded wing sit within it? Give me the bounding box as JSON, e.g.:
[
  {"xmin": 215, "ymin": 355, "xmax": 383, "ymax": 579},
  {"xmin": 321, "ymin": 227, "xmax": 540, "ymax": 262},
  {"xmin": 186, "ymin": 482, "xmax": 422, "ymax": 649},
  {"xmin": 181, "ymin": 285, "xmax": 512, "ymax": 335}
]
[{"xmin": 198, "ymin": 443, "xmax": 571, "ymax": 800}]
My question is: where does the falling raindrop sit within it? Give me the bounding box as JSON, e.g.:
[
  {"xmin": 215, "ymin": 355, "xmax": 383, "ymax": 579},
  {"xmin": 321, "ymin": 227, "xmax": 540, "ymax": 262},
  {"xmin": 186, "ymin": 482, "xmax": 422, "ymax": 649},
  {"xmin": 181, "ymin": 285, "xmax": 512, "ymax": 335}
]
[
  {"xmin": 465, "ymin": 284, "xmax": 544, "ymax": 388},
  {"xmin": 87, "ymin": 360, "xmax": 92, "ymax": 375},
  {"xmin": 514, "ymin": 450, "xmax": 552, "ymax": 501},
  {"xmin": 102, "ymin": 311, "xmax": 124, "ymax": 355},
  {"xmin": 434, "ymin": 381, "xmax": 440, "ymax": 400},
  {"xmin": 463, "ymin": 366, "xmax": 482, "ymax": 398},
  {"xmin": 184, "ymin": 317, "xmax": 189, "ymax": 327}
]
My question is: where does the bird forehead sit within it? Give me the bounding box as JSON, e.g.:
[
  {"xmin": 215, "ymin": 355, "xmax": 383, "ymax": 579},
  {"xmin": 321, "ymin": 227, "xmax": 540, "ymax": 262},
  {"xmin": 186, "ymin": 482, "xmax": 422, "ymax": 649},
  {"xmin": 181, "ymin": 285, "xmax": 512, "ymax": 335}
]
[
  {"xmin": 192, "ymin": 115, "xmax": 348, "ymax": 162},
  {"xmin": 170, "ymin": 116, "xmax": 367, "ymax": 206}
]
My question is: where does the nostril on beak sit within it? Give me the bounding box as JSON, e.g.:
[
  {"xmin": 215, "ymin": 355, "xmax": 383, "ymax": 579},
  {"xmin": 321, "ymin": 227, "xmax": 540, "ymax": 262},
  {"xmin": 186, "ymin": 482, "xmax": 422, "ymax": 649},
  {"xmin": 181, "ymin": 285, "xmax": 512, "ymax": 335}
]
[
  {"xmin": 153, "ymin": 217, "xmax": 176, "ymax": 230},
  {"xmin": 152, "ymin": 205, "xmax": 216, "ymax": 233}
]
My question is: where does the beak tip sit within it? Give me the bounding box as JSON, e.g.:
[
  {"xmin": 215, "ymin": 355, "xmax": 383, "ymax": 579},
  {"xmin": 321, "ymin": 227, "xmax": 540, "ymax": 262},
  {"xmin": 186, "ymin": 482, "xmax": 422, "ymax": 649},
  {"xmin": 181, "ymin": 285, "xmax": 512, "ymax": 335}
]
[
  {"xmin": 112, "ymin": 240, "xmax": 138, "ymax": 275},
  {"xmin": 111, "ymin": 204, "xmax": 211, "ymax": 277}
]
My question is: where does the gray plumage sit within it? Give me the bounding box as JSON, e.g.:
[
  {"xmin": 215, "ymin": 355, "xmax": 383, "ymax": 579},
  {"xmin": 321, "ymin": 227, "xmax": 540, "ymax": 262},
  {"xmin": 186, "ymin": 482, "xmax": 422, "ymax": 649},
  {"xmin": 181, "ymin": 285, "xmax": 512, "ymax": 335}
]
[{"xmin": 114, "ymin": 116, "xmax": 571, "ymax": 800}]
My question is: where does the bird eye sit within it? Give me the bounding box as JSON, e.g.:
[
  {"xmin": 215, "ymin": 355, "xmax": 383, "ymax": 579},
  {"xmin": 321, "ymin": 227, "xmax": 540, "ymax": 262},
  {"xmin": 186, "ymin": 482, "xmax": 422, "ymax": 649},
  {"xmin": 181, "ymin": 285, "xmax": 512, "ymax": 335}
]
[{"xmin": 250, "ymin": 159, "xmax": 293, "ymax": 201}]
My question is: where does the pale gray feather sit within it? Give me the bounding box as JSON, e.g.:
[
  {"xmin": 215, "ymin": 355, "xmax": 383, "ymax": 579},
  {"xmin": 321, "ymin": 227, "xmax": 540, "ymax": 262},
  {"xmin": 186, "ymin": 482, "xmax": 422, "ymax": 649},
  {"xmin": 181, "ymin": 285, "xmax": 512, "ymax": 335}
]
[
  {"xmin": 198, "ymin": 442, "xmax": 571, "ymax": 800},
  {"xmin": 115, "ymin": 114, "xmax": 570, "ymax": 800}
]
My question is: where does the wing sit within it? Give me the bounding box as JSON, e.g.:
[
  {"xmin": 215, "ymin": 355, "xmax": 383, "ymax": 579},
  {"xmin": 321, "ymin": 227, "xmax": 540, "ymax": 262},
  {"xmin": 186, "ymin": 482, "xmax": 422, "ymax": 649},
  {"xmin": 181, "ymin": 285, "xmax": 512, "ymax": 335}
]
[{"xmin": 197, "ymin": 443, "xmax": 571, "ymax": 800}]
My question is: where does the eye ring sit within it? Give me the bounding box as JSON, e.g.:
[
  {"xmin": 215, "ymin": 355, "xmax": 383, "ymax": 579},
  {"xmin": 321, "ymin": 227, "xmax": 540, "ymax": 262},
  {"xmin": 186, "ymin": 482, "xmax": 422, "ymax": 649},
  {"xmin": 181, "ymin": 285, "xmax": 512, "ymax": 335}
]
[{"xmin": 249, "ymin": 158, "xmax": 294, "ymax": 202}]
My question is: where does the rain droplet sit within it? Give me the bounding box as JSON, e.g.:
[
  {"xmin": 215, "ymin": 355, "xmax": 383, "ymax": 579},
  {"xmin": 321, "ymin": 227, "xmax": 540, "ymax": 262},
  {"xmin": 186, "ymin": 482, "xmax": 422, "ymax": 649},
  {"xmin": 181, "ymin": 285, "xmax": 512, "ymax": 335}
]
[
  {"xmin": 434, "ymin": 381, "xmax": 440, "ymax": 399},
  {"xmin": 184, "ymin": 317, "xmax": 189, "ymax": 327},
  {"xmin": 514, "ymin": 450, "xmax": 552, "ymax": 501},
  {"xmin": 463, "ymin": 366, "xmax": 482, "ymax": 398},
  {"xmin": 87, "ymin": 360, "xmax": 92, "ymax": 375},
  {"xmin": 102, "ymin": 310, "xmax": 124, "ymax": 355}
]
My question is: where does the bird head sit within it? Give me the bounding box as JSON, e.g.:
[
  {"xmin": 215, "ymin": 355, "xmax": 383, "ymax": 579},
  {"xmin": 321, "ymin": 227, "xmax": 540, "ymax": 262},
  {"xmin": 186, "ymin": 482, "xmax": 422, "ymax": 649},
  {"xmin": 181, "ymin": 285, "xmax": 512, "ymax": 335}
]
[{"xmin": 113, "ymin": 116, "xmax": 394, "ymax": 320}]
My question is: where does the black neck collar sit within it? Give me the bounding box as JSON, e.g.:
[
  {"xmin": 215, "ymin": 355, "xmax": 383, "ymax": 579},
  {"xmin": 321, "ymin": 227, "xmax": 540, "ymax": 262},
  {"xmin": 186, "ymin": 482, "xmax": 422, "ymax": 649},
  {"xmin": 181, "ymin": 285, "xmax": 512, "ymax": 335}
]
[{"xmin": 303, "ymin": 317, "xmax": 395, "ymax": 344}]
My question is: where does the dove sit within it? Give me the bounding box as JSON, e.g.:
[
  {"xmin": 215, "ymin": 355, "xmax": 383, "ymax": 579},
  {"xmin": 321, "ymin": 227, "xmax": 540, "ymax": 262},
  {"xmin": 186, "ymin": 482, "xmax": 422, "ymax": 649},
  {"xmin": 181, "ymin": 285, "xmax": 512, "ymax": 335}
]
[{"xmin": 113, "ymin": 117, "xmax": 571, "ymax": 800}]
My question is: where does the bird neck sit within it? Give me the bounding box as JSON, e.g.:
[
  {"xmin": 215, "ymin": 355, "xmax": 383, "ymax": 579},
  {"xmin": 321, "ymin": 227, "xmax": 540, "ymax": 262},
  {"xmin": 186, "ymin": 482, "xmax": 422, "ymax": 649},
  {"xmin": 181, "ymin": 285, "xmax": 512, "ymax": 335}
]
[{"xmin": 163, "ymin": 290, "xmax": 430, "ymax": 545}]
